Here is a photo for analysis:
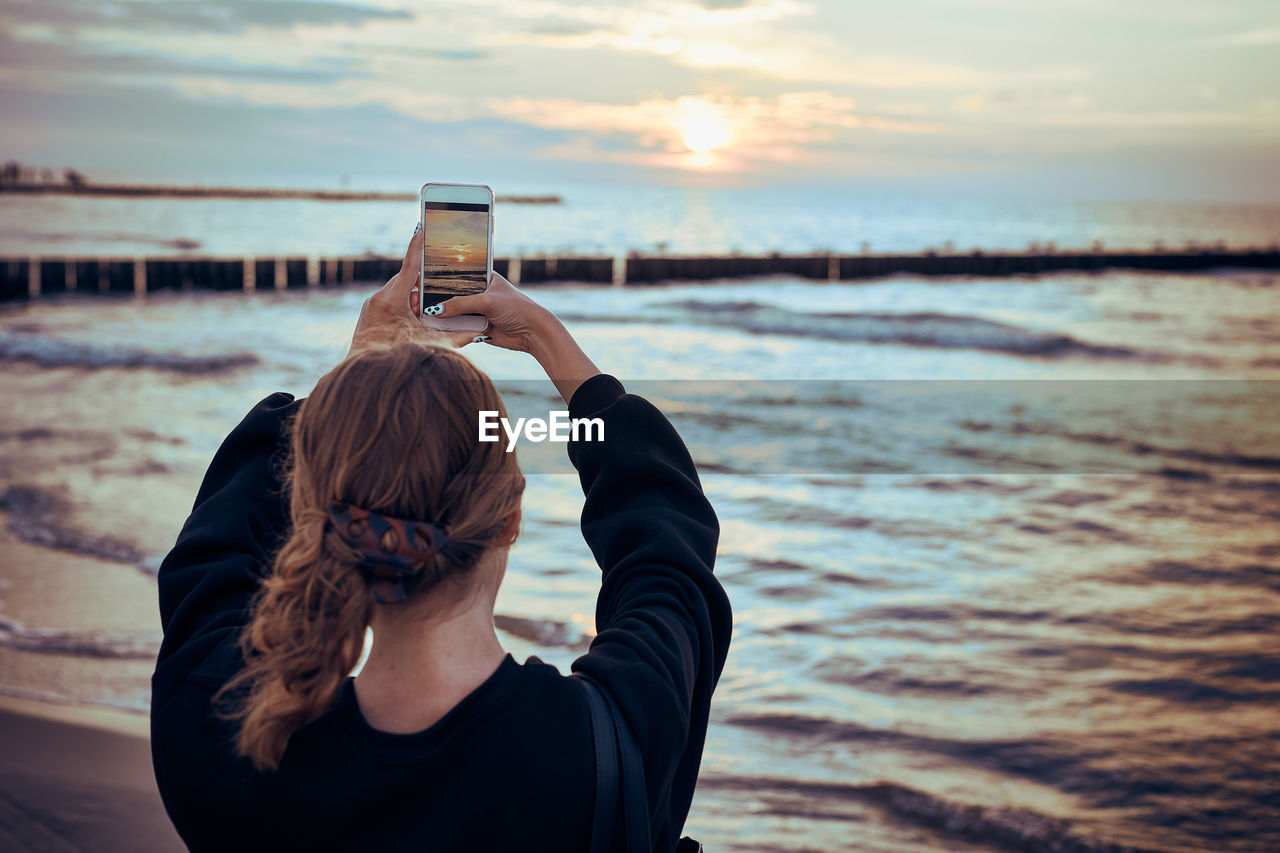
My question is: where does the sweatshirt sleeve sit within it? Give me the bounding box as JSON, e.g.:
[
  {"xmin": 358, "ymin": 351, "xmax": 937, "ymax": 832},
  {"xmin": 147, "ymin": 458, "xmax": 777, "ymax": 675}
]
[
  {"xmin": 152, "ymin": 392, "xmax": 300, "ymax": 709},
  {"xmin": 566, "ymin": 374, "xmax": 733, "ymax": 848}
]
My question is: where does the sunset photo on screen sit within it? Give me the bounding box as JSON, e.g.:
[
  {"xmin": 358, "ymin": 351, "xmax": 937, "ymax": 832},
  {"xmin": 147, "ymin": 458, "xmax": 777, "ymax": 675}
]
[{"xmin": 422, "ymin": 203, "xmax": 488, "ymax": 297}]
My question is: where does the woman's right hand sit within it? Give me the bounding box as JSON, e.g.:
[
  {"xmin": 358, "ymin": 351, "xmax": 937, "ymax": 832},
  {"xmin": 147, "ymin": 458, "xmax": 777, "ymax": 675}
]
[
  {"xmin": 431, "ymin": 273, "xmax": 601, "ymax": 405},
  {"xmin": 426, "ymin": 272, "xmax": 556, "ymax": 354}
]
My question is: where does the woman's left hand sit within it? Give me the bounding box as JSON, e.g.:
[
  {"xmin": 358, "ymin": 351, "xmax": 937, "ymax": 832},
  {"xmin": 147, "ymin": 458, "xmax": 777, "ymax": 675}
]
[{"xmin": 349, "ymin": 224, "xmax": 476, "ymax": 353}]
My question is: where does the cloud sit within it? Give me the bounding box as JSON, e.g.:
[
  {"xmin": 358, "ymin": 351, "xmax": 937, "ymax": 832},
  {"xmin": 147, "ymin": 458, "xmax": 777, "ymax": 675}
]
[
  {"xmin": 168, "ymin": 76, "xmax": 475, "ymax": 121},
  {"xmin": 417, "ymin": 48, "xmax": 487, "ymax": 61},
  {"xmin": 1017, "ymin": 109, "xmax": 1280, "ymax": 128},
  {"xmin": 1213, "ymin": 26, "xmax": 1280, "ymax": 46},
  {"xmin": 0, "ymin": 30, "xmax": 359, "ymax": 84},
  {"xmin": 951, "ymin": 90, "xmax": 1093, "ymax": 112},
  {"xmin": 470, "ymin": 0, "xmax": 996, "ymax": 88},
  {"xmin": 1189, "ymin": 84, "xmax": 1219, "ymax": 102},
  {"xmin": 486, "ymin": 91, "xmax": 940, "ymax": 169},
  {"xmin": 0, "ymin": 0, "xmax": 409, "ymax": 35}
]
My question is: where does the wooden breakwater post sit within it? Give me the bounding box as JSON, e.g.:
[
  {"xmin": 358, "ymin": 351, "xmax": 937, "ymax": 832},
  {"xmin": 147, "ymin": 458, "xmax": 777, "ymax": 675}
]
[
  {"xmin": 142, "ymin": 258, "xmax": 245, "ymax": 292},
  {"xmin": 3, "ymin": 248, "xmax": 1278, "ymax": 302},
  {"xmin": 625, "ymin": 253, "xmax": 832, "ymax": 283},
  {"xmin": 513, "ymin": 256, "xmax": 612, "ymax": 286},
  {"xmin": 836, "ymin": 246, "xmax": 1280, "ymax": 279},
  {"xmin": 7, "ymin": 258, "xmax": 141, "ymax": 297},
  {"xmin": 2, "ymin": 258, "xmax": 28, "ymax": 300},
  {"xmin": 622, "ymin": 247, "xmax": 1280, "ymax": 283}
]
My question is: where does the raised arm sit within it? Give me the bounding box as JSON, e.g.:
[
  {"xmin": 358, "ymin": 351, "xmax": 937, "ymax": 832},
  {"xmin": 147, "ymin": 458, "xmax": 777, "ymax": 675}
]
[
  {"xmin": 436, "ymin": 280, "xmax": 733, "ymax": 844},
  {"xmin": 565, "ymin": 373, "xmax": 732, "ymax": 844}
]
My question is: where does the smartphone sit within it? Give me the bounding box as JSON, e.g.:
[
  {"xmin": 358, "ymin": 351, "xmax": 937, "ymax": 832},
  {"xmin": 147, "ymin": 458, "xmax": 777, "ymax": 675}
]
[{"xmin": 419, "ymin": 182, "xmax": 493, "ymax": 332}]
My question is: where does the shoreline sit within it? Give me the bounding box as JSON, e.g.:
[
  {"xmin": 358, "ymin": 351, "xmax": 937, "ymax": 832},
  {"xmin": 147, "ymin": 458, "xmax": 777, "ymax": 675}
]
[
  {"xmin": 0, "ymin": 692, "xmax": 149, "ymax": 737},
  {"xmin": 0, "ymin": 693, "xmax": 184, "ymax": 852}
]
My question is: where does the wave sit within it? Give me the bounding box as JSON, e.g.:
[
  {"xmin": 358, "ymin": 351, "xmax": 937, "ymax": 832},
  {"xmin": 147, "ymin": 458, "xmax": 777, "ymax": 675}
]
[
  {"xmin": 742, "ymin": 495, "xmax": 981, "ymax": 542},
  {"xmin": 749, "ymin": 558, "xmax": 811, "ymax": 573},
  {"xmin": 1104, "ymin": 559, "xmax": 1280, "ymax": 593},
  {"xmin": 0, "ymin": 617, "xmax": 159, "ymax": 660},
  {"xmin": 915, "ymin": 477, "xmax": 1035, "ymax": 496},
  {"xmin": 1006, "ymin": 517, "xmax": 1133, "ymax": 543},
  {"xmin": 812, "ymin": 658, "xmax": 1011, "ymax": 697},
  {"xmin": 1108, "ymin": 677, "xmax": 1280, "ymax": 705},
  {"xmin": 850, "ymin": 600, "xmax": 1280, "ymax": 641},
  {"xmin": 1215, "ymin": 653, "xmax": 1280, "ymax": 682},
  {"xmin": 740, "ymin": 496, "xmax": 870, "ymax": 529},
  {"xmin": 0, "ymin": 608, "xmax": 586, "ymax": 660},
  {"xmin": 0, "ymin": 684, "xmax": 150, "ymax": 715},
  {"xmin": 645, "ymin": 301, "xmax": 1149, "ymax": 359},
  {"xmin": 697, "ymin": 774, "xmax": 1159, "ymax": 852},
  {"xmin": 1016, "ymin": 642, "xmax": 1280, "ymax": 678},
  {"xmin": 3, "ymin": 225, "xmax": 202, "ymax": 251},
  {"xmin": 817, "ymin": 571, "xmax": 897, "ymax": 588},
  {"xmin": 493, "ymin": 614, "xmax": 592, "ymax": 650},
  {"xmin": 739, "ymin": 392, "xmax": 864, "ymax": 408},
  {"xmin": 0, "ymin": 484, "xmax": 144, "ymax": 563},
  {"xmin": 721, "ymin": 710, "xmax": 1260, "ymax": 823},
  {"xmin": 963, "ymin": 420, "xmax": 1280, "ymax": 473},
  {"xmin": 0, "ymin": 332, "xmax": 259, "ymax": 373},
  {"xmin": 1058, "ymin": 607, "xmax": 1280, "ymax": 639}
]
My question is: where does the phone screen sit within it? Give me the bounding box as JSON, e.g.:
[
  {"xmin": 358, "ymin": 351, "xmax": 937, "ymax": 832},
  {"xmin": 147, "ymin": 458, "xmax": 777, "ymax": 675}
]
[{"xmin": 421, "ymin": 200, "xmax": 490, "ymax": 304}]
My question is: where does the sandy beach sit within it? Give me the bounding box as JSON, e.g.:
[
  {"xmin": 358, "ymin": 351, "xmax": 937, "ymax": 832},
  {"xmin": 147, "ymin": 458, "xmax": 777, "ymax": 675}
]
[{"xmin": 0, "ymin": 694, "xmax": 182, "ymax": 852}]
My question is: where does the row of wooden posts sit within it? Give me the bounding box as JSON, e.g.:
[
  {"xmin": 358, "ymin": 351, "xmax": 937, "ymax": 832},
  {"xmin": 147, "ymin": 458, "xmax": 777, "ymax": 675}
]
[{"xmin": 2, "ymin": 248, "xmax": 1278, "ymax": 301}]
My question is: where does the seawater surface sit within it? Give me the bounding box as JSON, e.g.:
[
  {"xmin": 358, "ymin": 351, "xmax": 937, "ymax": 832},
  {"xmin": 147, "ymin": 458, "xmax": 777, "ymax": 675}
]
[
  {"xmin": 2, "ymin": 186, "xmax": 1279, "ymax": 257},
  {"xmin": 1, "ymin": 268, "xmax": 1278, "ymax": 852}
]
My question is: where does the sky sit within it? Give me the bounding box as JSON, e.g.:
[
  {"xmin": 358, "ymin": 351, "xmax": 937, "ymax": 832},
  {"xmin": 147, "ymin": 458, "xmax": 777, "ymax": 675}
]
[{"xmin": 0, "ymin": 0, "xmax": 1277, "ymax": 202}]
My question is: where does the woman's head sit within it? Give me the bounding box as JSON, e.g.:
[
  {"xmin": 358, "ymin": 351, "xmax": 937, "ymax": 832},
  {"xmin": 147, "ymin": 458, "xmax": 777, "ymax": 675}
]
[{"xmin": 215, "ymin": 332, "xmax": 525, "ymax": 771}]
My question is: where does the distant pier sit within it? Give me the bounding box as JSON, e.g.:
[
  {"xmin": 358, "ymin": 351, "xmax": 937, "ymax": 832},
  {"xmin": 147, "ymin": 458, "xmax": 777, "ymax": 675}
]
[
  {"xmin": 2, "ymin": 247, "xmax": 1277, "ymax": 301},
  {"xmin": 0, "ymin": 182, "xmax": 561, "ymax": 205}
]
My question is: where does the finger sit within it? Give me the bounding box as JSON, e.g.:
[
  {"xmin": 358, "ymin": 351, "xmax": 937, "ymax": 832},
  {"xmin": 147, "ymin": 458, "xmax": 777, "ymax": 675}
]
[
  {"xmin": 409, "ymin": 286, "xmax": 420, "ymax": 313},
  {"xmin": 448, "ymin": 330, "xmax": 481, "ymax": 348},
  {"xmin": 482, "ymin": 331, "xmax": 523, "ymax": 352},
  {"xmin": 430, "ymin": 291, "xmax": 490, "ymax": 317},
  {"xmin": 391, "ymin": 222, "xmax": 424, "ymax": 301},
  {"xmin": 417, "ymin": 313, "xmax": 480, "ymax": 333}
]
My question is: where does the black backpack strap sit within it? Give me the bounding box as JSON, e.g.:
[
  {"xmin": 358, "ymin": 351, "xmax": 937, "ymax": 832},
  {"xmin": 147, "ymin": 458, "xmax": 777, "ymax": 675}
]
[
  {"xmin": 576, "ymin": 676, "xmax": 650, "ymax": 845},
  {"xmin": 577, "ymin": 674, "xmax": 617, "ymax": 853},
  {"xmin": 576, "ymin": 673, "xmax": 654, "ymax": 853},
  {"xmin": 600, "ymin": 684, "xmax": 652, "ymax": 853}
]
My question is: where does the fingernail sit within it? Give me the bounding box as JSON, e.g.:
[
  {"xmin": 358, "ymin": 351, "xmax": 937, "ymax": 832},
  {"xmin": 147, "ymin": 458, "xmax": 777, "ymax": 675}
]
[
  {"xmin": 425, "ymin": 303, "xmax": 444, "ymax": 316},
  {"xmin": 472, "ymin": 335, "xmax": 491, "ymax": 343},
  {"xmin": 413, "ymin": 221, "xmax": 422, "ymax": 235}
]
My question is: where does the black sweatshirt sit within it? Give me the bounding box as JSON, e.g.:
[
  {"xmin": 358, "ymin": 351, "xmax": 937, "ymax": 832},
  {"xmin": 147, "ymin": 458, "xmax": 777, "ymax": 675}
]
[{"xmin": 150, "ymin": 374, "xmax": 733, "ymax": 852}]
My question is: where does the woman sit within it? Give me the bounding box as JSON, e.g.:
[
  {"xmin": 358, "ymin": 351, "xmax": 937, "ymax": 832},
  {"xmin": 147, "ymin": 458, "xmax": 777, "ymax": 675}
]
[{"xmin": 149, "ymin": 224, "xmax": 733, "ymax": 852}]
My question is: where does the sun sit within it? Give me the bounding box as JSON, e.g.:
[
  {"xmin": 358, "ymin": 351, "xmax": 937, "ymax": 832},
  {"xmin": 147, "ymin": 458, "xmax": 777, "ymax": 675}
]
[
  {"xmin": 673, "ymin": 98, "xmax": 733, "ymax": 158},
  {"xmin": 456, "ymin": 253, "xmax": 466, "ymax": 262}
]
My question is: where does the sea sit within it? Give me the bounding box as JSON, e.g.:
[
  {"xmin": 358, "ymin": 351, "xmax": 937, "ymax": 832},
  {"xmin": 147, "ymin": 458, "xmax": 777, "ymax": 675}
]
[{"xmin": 0, "ymin": 185, "xmax": 1278, "ymax": 852}]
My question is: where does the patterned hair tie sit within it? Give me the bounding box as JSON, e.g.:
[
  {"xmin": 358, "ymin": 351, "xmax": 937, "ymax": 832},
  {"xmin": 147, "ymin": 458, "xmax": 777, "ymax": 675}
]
[{"xmin": 324, "ymin": 500, "xmax": 452, "ymax": 604}]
